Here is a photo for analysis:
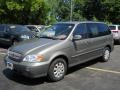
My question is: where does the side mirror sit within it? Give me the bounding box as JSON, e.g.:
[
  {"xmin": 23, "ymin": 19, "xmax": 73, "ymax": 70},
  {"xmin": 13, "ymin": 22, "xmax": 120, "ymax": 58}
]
[{"xmin": 73, "ymin": 35, "xmax": 82, "ymax": 40}]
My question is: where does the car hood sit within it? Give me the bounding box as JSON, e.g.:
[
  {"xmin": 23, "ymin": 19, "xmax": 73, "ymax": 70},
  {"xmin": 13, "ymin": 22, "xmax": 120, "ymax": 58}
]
[{"xmin": 9, "ymin": 38, "xmax": 62, "ymax": 55}]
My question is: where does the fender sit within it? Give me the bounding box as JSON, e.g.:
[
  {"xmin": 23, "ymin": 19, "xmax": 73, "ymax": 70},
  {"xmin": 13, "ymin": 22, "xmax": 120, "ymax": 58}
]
[{"xmin": 48, "ymin": 51, "xmax": 71, "ymax": 67}]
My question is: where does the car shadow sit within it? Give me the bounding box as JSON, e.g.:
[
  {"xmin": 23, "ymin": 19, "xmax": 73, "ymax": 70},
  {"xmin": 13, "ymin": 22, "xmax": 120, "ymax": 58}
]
[
  {"xmin": 3, "ymin": 69, "xmax": 49, "ymax": 85},
  {"xmin": 113, "ymin": 40, "xmax": 120, "ymax": 45},
  {"xmin": 0, "ymin": 44, "xmax": 9, "ymax": 49},
  {"xmin": 3, "ymin": 58, "xmax": 101, "ymax": 86}
]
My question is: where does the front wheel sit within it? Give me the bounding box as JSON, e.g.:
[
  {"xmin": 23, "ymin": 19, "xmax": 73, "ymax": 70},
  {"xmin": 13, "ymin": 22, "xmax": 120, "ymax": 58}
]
[
  {"xmin": 48, "ymin": 58, "xmax": 67, "ymax": 82},
  {"xmin": 101, "ymin": 47, "xmax": 111, "ymax": 62}
]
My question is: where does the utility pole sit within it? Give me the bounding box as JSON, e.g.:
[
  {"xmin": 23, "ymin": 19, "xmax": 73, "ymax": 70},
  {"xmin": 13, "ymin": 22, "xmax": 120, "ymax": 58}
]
[{"xmin": 70, "ymin": 0, "xmax": 73, "ymax": 21}]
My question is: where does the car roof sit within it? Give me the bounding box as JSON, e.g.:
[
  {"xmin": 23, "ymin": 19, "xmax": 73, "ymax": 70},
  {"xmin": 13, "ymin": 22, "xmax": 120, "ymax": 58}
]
[{"xmin": 57, "ymin": 21, "xmax": 105, "ymax": 25}]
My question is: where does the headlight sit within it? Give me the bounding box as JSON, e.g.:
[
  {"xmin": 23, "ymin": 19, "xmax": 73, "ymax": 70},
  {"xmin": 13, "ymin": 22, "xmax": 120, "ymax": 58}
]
[
  {"xmin": 23, "ymin": 55, "xmax": 44, "ymax": 62},
  {"xmin": 20, "ymin": 35, "xmax": 30, "ymax": 39}
]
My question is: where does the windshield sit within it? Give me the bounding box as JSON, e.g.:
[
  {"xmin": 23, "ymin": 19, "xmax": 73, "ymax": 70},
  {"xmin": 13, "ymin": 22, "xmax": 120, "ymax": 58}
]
[
  {"xmin": 40, "ymin": 23, "xmax": 74, "ymax": 40},
  {"xmin": 27, "ymin": 26, "xmax": 38, "ymax": 32},
  {"xmin": 9, "ymin": 25, "xmax": 30, "ymax": 32}
]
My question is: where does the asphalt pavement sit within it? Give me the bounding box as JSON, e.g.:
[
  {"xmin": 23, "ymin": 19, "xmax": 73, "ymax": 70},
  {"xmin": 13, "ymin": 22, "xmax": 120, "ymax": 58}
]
[{"xmin": 0, "ymin": 45, "xmax": 120, "ymax": 90}]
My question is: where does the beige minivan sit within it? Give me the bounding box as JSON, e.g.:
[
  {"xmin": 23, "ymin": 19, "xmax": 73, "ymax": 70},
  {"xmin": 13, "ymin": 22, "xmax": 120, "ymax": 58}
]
[{"xmin": 5, "ymin": 21, "xmax": 114, "ymax": 82}]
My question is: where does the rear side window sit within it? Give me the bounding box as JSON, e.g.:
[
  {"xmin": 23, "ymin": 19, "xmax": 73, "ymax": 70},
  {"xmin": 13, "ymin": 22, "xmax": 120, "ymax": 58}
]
[
  {"xmin": 87, "ymin": 23, "xmax": 99, "ymax": 38},
  {"xmin": 73, "ymin": 23, "xmax": 88, "ymax": 39},
  {"xmin": 0, "ymin": 25, "xmax": 5, "ymax": 32},
  {"xmin": 109, "ymin": 26, "xmax": 116, "ymax": 30},
  {"xmin": 118, "ymin": 26, "xmax": 120, "ymax": 30},
  {"xmin": 97, "ymin": 23, "xmax": 111, "ymax": 36}
]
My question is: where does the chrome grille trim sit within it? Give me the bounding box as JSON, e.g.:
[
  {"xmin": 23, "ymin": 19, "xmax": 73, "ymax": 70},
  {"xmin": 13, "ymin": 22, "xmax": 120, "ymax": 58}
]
[{"xmin": 8, "ymin": 51, "xmax": 22, "ymax": 60}]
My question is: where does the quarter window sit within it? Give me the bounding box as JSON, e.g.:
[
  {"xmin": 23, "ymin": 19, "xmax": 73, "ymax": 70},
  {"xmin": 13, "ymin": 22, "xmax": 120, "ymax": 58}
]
[
  {"xmin": 97, "ymin": 23, "xmax": 111, "ymax": 36},
  {"xmin": 118, "ymin": 26, "xmax": 120, "ymax": 30}
]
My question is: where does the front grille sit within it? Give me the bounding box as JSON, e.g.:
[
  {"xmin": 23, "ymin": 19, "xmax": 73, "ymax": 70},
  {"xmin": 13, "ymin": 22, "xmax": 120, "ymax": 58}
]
[{"xmin": 8, "ymin": 51, "xmax": 23, "ymax": 62}]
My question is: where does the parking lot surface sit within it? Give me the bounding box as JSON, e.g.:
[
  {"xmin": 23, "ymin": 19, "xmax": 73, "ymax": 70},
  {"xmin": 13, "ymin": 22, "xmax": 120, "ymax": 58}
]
[{"xmin": 0, "ymin": 45, "xmax": 120, "ymax": 90}]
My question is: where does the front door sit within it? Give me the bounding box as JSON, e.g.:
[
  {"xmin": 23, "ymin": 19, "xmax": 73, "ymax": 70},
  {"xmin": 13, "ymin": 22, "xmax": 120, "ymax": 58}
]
[{"xmin": 71, "ymin": 23, "xmax": 90, "ymax": 65}]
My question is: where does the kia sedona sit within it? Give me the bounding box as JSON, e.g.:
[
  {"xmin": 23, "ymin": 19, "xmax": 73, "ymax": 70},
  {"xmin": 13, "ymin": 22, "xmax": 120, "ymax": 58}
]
[{"xmin": 4, "ymin": 21, "xmax": 114, "ymax": 82}]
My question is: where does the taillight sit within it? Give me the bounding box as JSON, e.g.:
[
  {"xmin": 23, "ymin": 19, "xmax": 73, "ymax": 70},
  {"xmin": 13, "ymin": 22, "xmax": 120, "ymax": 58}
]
[{"xmin": 112, "ymin": 31, "xmax": 118, "ymax": 33}]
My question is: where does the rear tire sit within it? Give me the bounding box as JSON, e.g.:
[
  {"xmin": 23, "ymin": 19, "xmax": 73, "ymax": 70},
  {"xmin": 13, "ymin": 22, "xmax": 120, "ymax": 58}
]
[
  {"xmin": 101, "ymin": 47, "xmax": 110, "ymax": 62},
  {"xmin": 48, "ymin": 58, "xmax": 67, "ymax": 82}
]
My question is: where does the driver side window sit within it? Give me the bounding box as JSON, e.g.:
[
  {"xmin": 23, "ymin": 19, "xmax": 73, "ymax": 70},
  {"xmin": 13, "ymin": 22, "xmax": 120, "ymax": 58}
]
[{"xmin": 73, "ymin": 24, "xmax": 88, "ymax": 39}]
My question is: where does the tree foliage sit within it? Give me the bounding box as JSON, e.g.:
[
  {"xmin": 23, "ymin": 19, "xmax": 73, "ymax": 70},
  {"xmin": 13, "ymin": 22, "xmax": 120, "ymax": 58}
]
[
  {"xmin": 0, "ymin": 0, "xmax": 120, "ymax": 24},
  {"xmin": 0, "ymin": 0, "xmax": 49, "ymax": 24}
]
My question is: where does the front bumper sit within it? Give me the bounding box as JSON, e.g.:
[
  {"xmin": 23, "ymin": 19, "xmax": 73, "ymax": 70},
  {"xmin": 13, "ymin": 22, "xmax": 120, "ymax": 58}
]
[{"xmin": 4, "ymin": 56, "xmax": 49, "ymax": 78}]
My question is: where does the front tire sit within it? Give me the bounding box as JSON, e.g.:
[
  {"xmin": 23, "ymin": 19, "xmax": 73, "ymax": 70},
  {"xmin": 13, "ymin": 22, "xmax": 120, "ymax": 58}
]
[
  {"xmin": 48, "ymin": 58, "xmax": 67, "ymax": 82},
  {"xmin": 101, "ymin": 47, "xmax": 111, "ymax": 62}
]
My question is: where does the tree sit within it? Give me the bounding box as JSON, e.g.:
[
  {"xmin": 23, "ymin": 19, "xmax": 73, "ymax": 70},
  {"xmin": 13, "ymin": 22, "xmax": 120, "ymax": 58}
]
[
  {"xmin": 73, "ymin": 0, "xmax": 85, "ymax": 21},
  {"xmin": 56, "ymin": 0, "xmax": 71, "ymax": 21},
  {"xmin": 54, "ymin": 0, "xmax": 85, "ymax": 21},
  {"xmin": 102, "ymin": 0, "xmax": 120, "ymax": 24},
  {"xmin": 0, "ymin": 0, "xmax": 120, "ymax": 24},
  {"xmin": 0, "ymin": 0, "xmax": 50, "ymax": 24},
  {"xmin": 83, "ymin": 0, "xmax": 103, "ymax": 20}
]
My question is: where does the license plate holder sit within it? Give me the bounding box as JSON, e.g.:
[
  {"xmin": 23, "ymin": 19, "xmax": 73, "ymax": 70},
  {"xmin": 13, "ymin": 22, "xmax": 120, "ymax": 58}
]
[{"xmin": 6, "ymin": 62, "xmax": 13, "ymax": 70}]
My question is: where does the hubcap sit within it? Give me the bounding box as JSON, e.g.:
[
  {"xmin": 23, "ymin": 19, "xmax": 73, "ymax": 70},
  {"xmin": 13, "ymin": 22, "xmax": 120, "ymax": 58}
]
[
  {"xmin": 53, "ymin": 62, "xmax": 65, "ymax": 78},
  {"xmin": 104, "ymin": 49, "xmax": 110, "ymax": 60}
]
